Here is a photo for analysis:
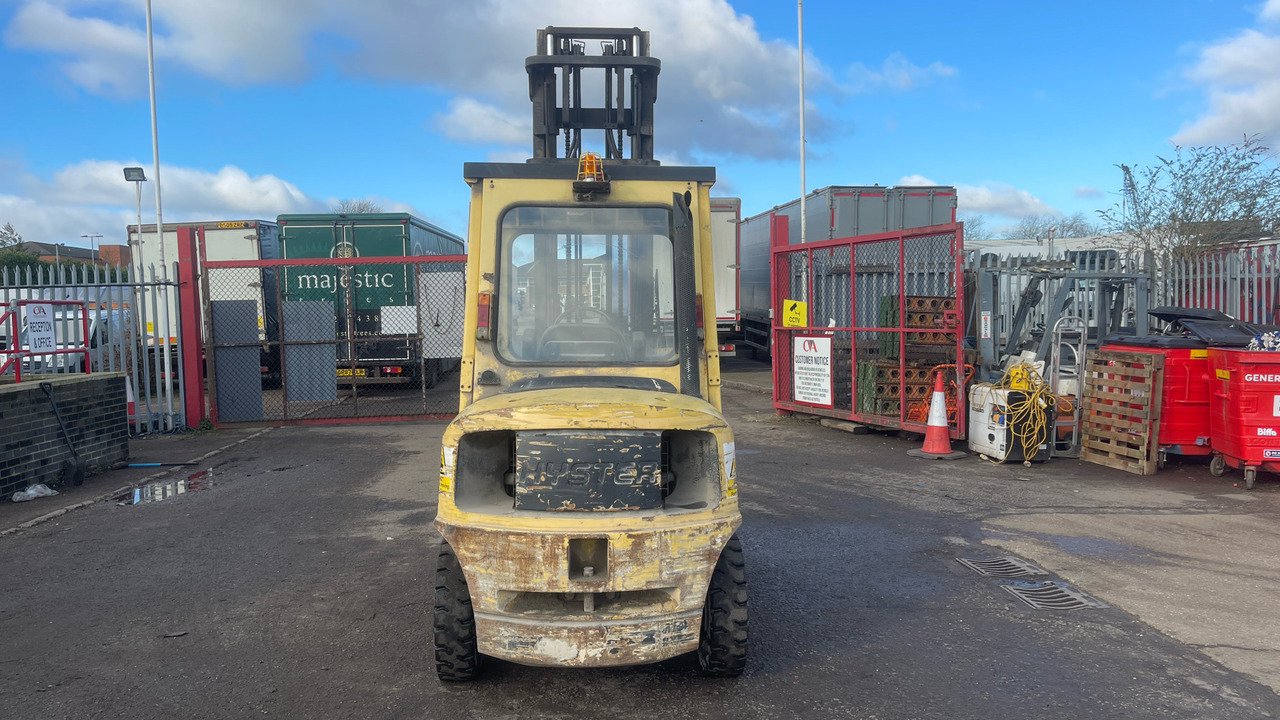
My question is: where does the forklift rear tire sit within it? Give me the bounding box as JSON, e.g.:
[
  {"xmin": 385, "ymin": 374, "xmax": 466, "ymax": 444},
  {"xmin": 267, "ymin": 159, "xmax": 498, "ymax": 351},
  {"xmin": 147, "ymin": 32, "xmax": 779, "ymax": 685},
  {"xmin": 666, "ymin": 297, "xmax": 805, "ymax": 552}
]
[
  {"xmin": 697, "ymin": 534, "xmax": 748, "ymax": 677},
  {"xmin": 433, "ymin": 541, "xmax": 482, "ymax": 681}
]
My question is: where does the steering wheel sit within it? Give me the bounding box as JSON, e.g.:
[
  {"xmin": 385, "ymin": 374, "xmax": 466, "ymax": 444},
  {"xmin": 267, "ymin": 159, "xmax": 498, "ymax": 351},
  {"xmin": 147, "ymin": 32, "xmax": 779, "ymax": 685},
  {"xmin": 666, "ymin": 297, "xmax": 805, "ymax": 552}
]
[
  {"xmin": 538, "ymin": 310, "xmax": 629, "ymax": 361},
  {"xmin": 554, "ymin": 307, "xmax": 613, "ymax": 325}
]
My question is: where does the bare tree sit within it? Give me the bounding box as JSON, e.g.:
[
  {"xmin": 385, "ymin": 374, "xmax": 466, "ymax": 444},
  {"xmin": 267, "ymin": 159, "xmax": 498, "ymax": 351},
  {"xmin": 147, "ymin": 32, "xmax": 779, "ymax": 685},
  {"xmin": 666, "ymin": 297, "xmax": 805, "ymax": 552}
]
[
  {"xmin": 1098, "ymin": 135, "xmax": 1280, "ymax": 253},
  {"xmin": 333, "ymin": 198, "xmax": 383, "ymax": 213},
  {"xmin": 0, "ymin": 222, "xmax": 22, "ymax": 249},
  {"xmin": 1001, "ymin": 212, "xmax": 1100, "ymax": 240},
  {"xmin": 957, "ymin": 213, "xmax": 994, "ymax": 241}
]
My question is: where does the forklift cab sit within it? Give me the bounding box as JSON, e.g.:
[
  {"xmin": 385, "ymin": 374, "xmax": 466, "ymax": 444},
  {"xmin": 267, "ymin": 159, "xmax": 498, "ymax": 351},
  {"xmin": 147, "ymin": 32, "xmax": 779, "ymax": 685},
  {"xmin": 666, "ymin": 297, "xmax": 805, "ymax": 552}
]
[
  {"xmin": 432, "ymin": 27, "xmax": 746, "ymax": 680},
  {"xmin": 499, "ymin": 205, "xmax": 676, "ymax": 365}
]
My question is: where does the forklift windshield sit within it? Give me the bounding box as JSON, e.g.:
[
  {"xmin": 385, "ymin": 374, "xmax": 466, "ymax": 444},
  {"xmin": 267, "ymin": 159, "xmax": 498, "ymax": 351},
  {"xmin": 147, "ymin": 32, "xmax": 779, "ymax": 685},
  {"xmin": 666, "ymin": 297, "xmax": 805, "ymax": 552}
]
[{"xmin": 497, "ymin": 205, "xmax": 676, "ymax": 364}]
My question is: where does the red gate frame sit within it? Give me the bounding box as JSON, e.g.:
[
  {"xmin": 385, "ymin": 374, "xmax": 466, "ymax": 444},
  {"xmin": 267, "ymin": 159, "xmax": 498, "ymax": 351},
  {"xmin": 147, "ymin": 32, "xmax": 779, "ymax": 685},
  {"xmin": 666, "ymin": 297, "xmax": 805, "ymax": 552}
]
[{"xmin": 770, "ymin": 219, "xmax": 967, "ymax": 439}]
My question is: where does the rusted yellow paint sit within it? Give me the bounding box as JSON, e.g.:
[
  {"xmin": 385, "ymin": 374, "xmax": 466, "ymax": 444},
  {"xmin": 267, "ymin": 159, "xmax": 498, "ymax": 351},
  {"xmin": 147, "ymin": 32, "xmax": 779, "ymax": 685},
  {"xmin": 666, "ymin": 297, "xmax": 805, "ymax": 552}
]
[
  {"xmin": 436, "ymin": 165, "xmax": 741, "ymax": 668},
  {"xmin": 437, "ymin": 519, "xmax": 737, "ymax": 667}
]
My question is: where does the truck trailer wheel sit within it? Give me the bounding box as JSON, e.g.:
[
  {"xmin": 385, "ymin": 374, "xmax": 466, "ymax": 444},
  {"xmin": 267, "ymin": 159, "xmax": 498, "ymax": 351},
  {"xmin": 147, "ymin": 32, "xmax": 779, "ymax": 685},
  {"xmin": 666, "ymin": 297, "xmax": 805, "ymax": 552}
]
[
  {"xmin": 697, "ymin": 534, "xmax": 748, "ymax": 677},
  {"xmin": 433, "ymin": 541, "xmax": 482, "ymax": 681}
]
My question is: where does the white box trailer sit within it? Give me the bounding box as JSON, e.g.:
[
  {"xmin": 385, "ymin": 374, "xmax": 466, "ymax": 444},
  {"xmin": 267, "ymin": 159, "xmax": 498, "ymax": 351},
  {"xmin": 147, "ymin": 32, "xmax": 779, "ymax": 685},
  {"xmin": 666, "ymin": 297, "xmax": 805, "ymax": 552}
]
[
  {"xmin": 737, "ymin": 185, "xmax": 957, "ymax": 355},
  {"xmin": 126, "ymin": 219, "xmax": 279, "ymax": 342},
  {"xmin": 709, "ymin": 197, "xmax": 741, "ymax": 356}
]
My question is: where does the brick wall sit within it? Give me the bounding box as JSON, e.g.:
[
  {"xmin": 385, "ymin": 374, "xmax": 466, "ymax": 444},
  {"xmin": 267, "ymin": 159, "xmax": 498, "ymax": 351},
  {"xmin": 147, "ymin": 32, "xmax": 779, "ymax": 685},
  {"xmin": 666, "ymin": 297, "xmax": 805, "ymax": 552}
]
[
  {"xmin": 97, "ymin": 244, "xmax": 132, "ymax": 267},
  {"xmin": 0, "ymin": 374, "xmax": 129, "ymax": 496}
]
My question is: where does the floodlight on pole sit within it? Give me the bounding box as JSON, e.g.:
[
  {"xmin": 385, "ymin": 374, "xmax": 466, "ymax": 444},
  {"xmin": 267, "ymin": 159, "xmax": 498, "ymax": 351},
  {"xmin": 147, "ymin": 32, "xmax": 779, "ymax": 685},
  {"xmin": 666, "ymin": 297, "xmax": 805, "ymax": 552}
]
[{"xmin": 123, "ymin": 167, "xmax": 147, "ymax": 281}]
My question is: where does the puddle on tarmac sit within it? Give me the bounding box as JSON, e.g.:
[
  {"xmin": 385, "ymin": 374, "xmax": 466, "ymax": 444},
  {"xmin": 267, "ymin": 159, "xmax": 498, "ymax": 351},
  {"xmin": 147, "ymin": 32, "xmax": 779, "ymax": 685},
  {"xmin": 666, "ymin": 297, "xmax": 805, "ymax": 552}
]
[{"xmin": 118, "ymin": 472, "xmax": 208, "ymax": 505}]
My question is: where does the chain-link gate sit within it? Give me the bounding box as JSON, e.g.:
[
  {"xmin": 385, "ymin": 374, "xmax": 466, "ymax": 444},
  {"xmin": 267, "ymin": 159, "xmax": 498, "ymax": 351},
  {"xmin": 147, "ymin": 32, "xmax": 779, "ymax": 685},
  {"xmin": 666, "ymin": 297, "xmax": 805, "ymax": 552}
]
[
  {"xmin": 202, "ymin": 255, "xmax": 465, "ymax": 425},
  {"xmin": 771, "ymin": 223, "xmax": 966, "ymax": 437}
]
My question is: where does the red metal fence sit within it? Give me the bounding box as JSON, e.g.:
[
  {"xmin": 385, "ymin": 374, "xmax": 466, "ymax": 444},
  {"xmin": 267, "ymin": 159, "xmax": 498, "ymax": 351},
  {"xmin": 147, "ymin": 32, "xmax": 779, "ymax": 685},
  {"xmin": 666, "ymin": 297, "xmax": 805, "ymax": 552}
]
[{"xmin": 771, "ymin": 221, "xmax": 966, "ymax": 438}]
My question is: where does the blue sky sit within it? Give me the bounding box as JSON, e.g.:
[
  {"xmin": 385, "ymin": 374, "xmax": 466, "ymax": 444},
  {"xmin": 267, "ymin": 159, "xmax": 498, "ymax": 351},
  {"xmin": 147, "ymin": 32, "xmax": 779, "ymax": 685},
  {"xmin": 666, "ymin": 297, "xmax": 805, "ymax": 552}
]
[{"xmin": 2, "ymin": 0, "xmax": 1279, "ymax": 253}]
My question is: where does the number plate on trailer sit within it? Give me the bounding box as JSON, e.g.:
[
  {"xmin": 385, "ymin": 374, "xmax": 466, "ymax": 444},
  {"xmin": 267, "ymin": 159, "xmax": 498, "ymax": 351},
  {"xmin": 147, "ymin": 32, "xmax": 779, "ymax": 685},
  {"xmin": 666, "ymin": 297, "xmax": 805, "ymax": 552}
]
[
  {"xmin": 336, "ymin": 368, "xmax": 366, "ymax": 376},
  {"xmin": 514, "ymin": 431, "xmax": 663, "ymax": 511}
]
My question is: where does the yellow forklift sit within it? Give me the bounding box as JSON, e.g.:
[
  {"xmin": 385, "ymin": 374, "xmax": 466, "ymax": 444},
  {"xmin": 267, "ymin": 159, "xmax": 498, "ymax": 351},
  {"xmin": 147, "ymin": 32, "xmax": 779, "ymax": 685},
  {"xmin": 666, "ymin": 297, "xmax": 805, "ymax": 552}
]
[{"xmin": 433, "ymin": 26, "xmax": 746, "ymax": 679}]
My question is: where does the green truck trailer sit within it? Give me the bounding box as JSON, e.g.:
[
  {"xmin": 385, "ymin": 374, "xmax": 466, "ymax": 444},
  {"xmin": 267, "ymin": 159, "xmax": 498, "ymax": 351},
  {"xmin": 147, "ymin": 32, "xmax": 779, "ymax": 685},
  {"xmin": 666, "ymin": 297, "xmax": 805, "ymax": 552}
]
[{"xmin": 276, "ymin": 213, "xmax": 465, "ymax": 385}]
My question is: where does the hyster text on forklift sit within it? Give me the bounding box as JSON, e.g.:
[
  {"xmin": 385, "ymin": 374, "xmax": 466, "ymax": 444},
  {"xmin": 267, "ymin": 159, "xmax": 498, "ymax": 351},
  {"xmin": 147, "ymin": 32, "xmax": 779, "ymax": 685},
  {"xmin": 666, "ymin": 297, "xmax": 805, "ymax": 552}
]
[{"xmin": 432, "ymin": 26, "xmax": 747, "ymax": 680}]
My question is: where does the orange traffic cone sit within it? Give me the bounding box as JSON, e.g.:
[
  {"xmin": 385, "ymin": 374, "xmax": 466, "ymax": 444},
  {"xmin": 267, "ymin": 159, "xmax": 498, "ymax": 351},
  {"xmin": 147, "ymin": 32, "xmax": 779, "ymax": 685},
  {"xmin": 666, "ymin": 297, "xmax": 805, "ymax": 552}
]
[
  {"xmin": 907, "ymin": 371, "xmax": 967, "ymax": 460},
  {"xmin": 125, "ymin": 375, "xmax": 136, "ymax": 420}
]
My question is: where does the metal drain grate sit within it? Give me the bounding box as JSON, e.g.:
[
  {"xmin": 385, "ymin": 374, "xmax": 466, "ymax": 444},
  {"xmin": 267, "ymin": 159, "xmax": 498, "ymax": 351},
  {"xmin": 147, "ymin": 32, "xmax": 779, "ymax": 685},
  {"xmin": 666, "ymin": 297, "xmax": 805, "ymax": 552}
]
[
  {"xmin": 1002, "ymin": 581, "xmax": 1109, "ymax": 610},
  {"xmin": 956, "ymin": 556, "xmax": 1048, "ymax": 578}
]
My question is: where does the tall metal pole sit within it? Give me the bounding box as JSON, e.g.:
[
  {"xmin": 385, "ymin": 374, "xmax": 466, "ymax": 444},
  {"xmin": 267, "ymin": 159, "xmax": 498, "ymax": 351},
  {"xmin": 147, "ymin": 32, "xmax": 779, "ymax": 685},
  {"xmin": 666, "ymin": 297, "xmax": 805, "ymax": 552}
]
[
  {"xmin": 134, "ymin": 182, "xmax": 145, "ymax": 282},
  {"xmin": 145, "ymin": 0, "xmax": 174, "ymax": 430},
  {"xmin": 145, "ymin": 0, "xmax": 164, "ymax": 260},
  {"xmin": 797, "ymin": 0, "xmax": 807, "ymax": 246}
]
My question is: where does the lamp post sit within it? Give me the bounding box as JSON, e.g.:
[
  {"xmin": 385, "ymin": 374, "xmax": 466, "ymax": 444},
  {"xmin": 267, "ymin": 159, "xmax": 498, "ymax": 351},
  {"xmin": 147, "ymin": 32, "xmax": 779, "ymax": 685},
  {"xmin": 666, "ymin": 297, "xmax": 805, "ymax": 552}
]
[
  {"xmin": 797, "ymin": 0, "xmax": 807, "ymax": 246},
  {"xmin": 80, "ymin": 233, "xmax": 102, "ymax": 264},
  {"xmin": 123, "ymin": 167, "xmax": 147, "ymax": 281},
  {"xmin": 144, "ymin": 0, "xmax": 174, "ymax": 431}
]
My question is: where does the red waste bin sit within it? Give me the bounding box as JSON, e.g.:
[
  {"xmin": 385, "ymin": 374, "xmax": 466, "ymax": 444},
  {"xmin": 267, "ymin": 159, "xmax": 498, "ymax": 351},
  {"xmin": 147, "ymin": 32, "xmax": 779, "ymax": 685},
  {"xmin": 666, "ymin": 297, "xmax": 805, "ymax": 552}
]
[
  {"xmin": 1103, "ymin": 340, "xmax": 1212, "ymax": 461},
  {"xmin": 1207, "ymin": 348, "xmax": 1280, "ymax": 489}
]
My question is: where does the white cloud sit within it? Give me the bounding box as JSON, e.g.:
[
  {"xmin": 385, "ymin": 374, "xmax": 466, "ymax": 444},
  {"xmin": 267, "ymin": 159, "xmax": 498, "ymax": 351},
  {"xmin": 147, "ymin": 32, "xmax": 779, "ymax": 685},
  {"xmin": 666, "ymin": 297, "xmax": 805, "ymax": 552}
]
[
  {"xmin": 437, "ymin": 98, "xmax": 527, "ymax": 145},
  {"xmin": 4, "ymin": 0, "xmax": 830, "ymax": 160},
  {"xmin": 900, "ymin": 174, "xmax": 1057, "ymax": 218},
  {"xmin": 847, "ymin": 52, "xmax": 957, "ymax": 93},
  {"xmin": 5, "ymin": 0, "xmax": 321, "ymax": 95},
  {"xmin": 36, "ymin": 160, "xmax": 322, "ymax": 216},
  {"xmin": 1172, "ymin": 12, "xmax": 1280, "ymax": 143},
  {"xmin": 3, "ymin": 159, "xmax": 328, "ymax": 247},
  {"xmin": 1074, "ymin": 185, "xmax": 1103, "ymax": 199},
  {"xmin": 0, "ymin": 193, "xmax": 135, "ymax": 249}
]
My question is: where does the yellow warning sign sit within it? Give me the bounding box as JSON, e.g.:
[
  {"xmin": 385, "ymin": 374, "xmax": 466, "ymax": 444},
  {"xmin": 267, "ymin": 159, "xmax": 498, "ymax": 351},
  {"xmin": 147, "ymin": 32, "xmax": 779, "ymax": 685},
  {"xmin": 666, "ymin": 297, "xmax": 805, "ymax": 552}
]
[
  {"xmin": 1216, "ymin": 368, "xmax": 1230, "ymax": 380},
  {"xmin": 1190, "ymin": 348, "xmax": 1208, "ymax": 359},
  {"xmin": 782, "ymin": 299, "xmax": 807, "ymax": 328}
]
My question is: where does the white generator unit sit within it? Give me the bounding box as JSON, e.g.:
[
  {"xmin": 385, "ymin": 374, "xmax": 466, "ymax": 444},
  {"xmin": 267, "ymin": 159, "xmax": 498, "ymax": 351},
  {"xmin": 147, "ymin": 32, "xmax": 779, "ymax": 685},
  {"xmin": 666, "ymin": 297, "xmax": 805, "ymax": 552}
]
[{"xmin": 968, "ymin": 384, "xmax": 1052, "ymax": 463}]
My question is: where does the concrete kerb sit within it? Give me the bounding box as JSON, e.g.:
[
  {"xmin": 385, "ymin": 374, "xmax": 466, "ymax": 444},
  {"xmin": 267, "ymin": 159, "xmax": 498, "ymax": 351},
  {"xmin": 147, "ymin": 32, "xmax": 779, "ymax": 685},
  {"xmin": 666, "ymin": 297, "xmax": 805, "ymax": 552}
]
[
  {"xmin": 722, "ymin": 379, "xmax": 770, "ymax": 395},
  {"xmin": 0, "ymin": 427, "xmax": 278, "ymax": 537}
]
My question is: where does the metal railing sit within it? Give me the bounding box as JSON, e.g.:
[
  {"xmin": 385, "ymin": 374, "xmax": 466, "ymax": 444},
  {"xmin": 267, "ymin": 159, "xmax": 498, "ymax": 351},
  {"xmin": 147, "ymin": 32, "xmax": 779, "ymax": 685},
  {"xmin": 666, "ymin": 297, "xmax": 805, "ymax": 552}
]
[{"xmin": 0, "ymin": 263, "xmax": 183, "ymax": 434}]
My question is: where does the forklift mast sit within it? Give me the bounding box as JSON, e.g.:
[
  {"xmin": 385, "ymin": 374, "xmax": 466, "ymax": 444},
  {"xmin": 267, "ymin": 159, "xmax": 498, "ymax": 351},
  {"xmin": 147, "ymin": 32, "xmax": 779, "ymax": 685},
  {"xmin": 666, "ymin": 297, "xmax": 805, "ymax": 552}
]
[{"xmin": 527, "ymin": 26, "xmax": 659, "ymax": 164}]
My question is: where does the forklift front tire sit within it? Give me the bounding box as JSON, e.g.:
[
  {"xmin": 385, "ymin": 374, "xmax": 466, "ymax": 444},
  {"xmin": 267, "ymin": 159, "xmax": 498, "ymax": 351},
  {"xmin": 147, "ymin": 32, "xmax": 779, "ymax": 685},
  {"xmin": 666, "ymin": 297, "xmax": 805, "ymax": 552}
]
[
  {"xmin": 697, "ymin": 534, "xmax": 748, "ymax": 677},
  {"xmin": 433, "ymin": 541, "xmax": 482, "ymax": 681}
]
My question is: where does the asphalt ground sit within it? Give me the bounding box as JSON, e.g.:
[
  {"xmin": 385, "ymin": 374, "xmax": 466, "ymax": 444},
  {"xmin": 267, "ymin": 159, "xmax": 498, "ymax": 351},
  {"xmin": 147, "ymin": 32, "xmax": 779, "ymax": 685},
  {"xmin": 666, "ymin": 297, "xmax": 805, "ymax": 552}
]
[{"xmin": 3, "ymin": 356, "xmax": 1280, "ymax": 718}]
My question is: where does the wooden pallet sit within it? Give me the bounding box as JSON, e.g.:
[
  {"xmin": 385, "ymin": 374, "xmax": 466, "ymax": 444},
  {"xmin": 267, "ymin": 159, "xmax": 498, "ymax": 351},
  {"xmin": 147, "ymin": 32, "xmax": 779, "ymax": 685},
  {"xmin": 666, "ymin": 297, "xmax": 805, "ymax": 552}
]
[{"xmin": 1080, "ymin": 349, "xmax": 1164, "ymax": 476}]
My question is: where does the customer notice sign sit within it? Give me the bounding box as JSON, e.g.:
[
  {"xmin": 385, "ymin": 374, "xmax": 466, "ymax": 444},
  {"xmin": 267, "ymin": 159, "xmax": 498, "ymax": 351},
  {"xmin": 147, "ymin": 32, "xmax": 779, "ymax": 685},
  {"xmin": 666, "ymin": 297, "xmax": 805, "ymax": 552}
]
[{"xmin": 792, "ymin": 335, "xmax": 833, "ymax": 408}]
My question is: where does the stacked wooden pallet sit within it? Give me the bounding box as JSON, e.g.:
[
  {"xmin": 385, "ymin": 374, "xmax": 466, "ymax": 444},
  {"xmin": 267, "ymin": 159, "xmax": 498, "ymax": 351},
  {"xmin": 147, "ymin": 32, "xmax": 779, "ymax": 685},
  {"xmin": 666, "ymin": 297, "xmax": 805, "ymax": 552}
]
[{"xmin": 1080, "ymin": 349, "xmax": 1164, "ymax": 476}]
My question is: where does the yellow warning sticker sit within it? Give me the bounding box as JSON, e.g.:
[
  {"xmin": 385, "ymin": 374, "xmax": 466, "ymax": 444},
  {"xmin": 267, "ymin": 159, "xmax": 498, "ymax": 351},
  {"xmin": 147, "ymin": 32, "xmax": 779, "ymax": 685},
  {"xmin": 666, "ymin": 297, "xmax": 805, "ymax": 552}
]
[
  {"xmin": 1217, "ymin": 368, "xmax": 1230, "ymax": 380},
  {"xmin": 1190, "ymin": 349, "xmax": 1208, "ymax": 359},
  {"xmin": 782, "ymin": 299, "xmax": 807, "ymax": 328}
]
